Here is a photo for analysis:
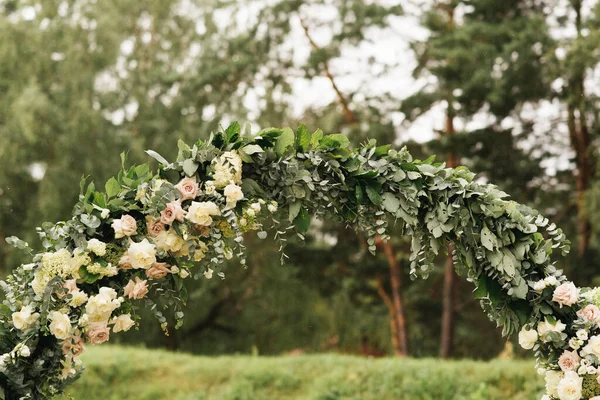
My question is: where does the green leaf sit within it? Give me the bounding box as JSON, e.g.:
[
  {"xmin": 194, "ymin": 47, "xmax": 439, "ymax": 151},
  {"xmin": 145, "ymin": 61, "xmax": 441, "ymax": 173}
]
[
  {"xmin": 296, "ymin": 124, "xmax": 311, "ymax": 152},
  {"xmin": 225, "ymin": 121, "xmax": 241, "ymax": 142},
  {"xmin": 480, "ymin": 225, "xmax": 499, "ymax": 251},
  {"xmin": 288, "ymin": 201, "xmax": 301, "ymax": 223},
  {"xmin": 293, "ymin": 207, "xmax": 311, "ymax": 233},
  {"xmin": 374, "ymin": 144, "xmax": 390, "ymax": 157},
  {"xmin": 105, "ymin": 177, "xmax": 120, "ymax": 198},
  {"xmin": 319, "ymin": 133, "xmax": 349, "ymax": 149},
  {"xmin": 275, "ymin": 127, "xmax": 295, "ymax": 156},
  {"xmin": 135, "ymin": 164, "xmax": 149, "ymax": 178},
  {"xmin": 474, "ymin": 276, "xmax": 488, "ymax": 299},
  {"xmin": 381, "ymin": 192, "xmax": 400, "ymax": 213},
  {"xmin": 146, "ymin": 150, "xmax": 170, "ymax": 167},
  {"xmin": 365, "ymin": 185, "xmax": 382, "ymax": 206},
  {"xmin": 310, "ymin": 128, "xmax": 323, "ymax": 148},
  {"xmin": 182, "ymin": 159, "xmax": 199, "ymax": 177},
  {"xmin": 355, "ymin": 184, "xmax": 364, "ymax": 204}
]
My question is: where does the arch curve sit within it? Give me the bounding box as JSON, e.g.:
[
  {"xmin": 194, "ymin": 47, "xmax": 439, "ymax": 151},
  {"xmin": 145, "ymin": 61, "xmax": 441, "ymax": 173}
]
[{"xmin": 0, "ymin": 123, "xmax": 591, "ymax": 399}]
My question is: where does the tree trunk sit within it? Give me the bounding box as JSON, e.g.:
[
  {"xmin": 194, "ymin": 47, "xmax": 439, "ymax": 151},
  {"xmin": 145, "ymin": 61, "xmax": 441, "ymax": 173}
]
[
  {"xmin": 440, "ymin": 109, "xmax": 457, "ymax": 359},
  {"xmin": 568, "ymin": 0, "xmax": 593, "ymax": 257},
  {"xmin": 300, "ymin": 17, "xmax": 409, "ymax": 356}
]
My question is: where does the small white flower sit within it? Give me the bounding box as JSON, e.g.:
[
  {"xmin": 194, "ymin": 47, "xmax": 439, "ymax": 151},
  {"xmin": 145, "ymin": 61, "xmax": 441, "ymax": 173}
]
[
  {"xmin": 87, "ymin": 238, "xmax": 107, "ymax": 257},
  {"xmin": 22, "ymin": 263, "xmax": 36, "ymax": 271},
  {"xmin": 18, "ymin": 345, "xmax": 30, "ymax": 358},
  {"xmin": 545, "ymin": 276, "xmax": 558, "ymax": 286},
  {"xmin": 246, "ymin": 208, "xmax": 256, "ymax": 217},
  {"xmin": 577, "ymin": 330, "xmax": 589, "ymax": 341},
  {"xmin": 239, "ymin": 218, "xmax": 247, "ymax": 226},
  {"xmin": 578, "ymin": 365, "xmax": 587, "ymax": 375},
  {"xmin": 111, "ymin": 314, "xmax": 135, "ymax": 333},
  {"xmin": 518, "ymin": 327, "xmax": 538, "ymax": 349},
  {"xmin": 533, "ymin": 280, "xmax": 547, "ymax": 291},
  {"xmin": 171, "ymin": 266, "xmax": 180, "ymax": 274},
  {"xmin": 587, "ymin": 366, "xmax": 597, "ymax": 374},
  {"xmin": 204, "ymin": 268, "xmax": 213, "ymax": 279},
  {"xmin": 268, "ymin": 202, "xmax": 278, "ymax": 213},
  {"xmin": 100, "ymin": 208, "xmax": 110, "ymax": 219},
  {"xmin": 251, "ymin": 203, "xmax": 261, "ymax": 212},
  {"xmin": 570, "ymin": 338, "xmax": 582, "ymax": 350},
  {"xmin": 180, "ymin": 269, "xmax": 190, "ymax": 279}
]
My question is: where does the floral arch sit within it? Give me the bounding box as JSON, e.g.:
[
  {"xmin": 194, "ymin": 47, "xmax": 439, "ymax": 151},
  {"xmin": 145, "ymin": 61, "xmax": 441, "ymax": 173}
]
[{"xmin": 0, "ymin": 122, "xmax": 596, "ymax": 399}]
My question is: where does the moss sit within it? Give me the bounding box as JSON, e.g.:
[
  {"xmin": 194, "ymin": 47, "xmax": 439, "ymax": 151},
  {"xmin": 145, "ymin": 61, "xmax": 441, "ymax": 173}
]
[
  {"xmin": 582, "ymin": 374, "xmax": 600, "ymax": 398},
  {"xmin": 104, "ymin": 243, "xmax": 125, "ymax": 266}
]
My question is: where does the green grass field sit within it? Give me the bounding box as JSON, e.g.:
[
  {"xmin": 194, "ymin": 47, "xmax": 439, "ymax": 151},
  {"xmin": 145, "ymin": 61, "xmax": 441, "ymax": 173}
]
[{"xmin": 61, "ymin": 346, "xmax": 544, "ymax": 400}]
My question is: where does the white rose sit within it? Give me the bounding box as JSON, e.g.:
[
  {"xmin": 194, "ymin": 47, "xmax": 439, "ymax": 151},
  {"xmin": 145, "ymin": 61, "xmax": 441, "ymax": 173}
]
[
  {"xmin": 112, "ymin": 215, "xmax": 138, "ymax": 239},
  {"xmin": 69, "ymin": 289, "xmax": 89, "ymax": 307},
  {"xmin": 251, "ymin": 203, "xmax": 261, "ymax": 212},
  {"xmin": 570, "ymin": 338, "xmax": 583, "ymax": 350},
  {"xmin": 48, "ymin": 311, "xmax": 72, "ymax": 340},
  {"xmin": 12, "ymin": 306, "xmax": 40, "ymax": 331},
  {"xmin": 128, "ymin": 239, "xmax": 157, "ymax": 269},
  {"xmin": 186, "ymin": 201, "xmax": 221, "ymax": 226},
  {"xmin": 557, "ymin": 371, "xmax": 582, "ymax": 400},
  {"xmin": 581, "ymin": 335, "xmax": 600, "ymax": 358},
  {"xmin": 204, "ymin": 180, "xmax": 216, "ymax": 195},
  {"xmin": 553, "ymin": 282, "xmax": 579, "ymax": 308},
  {"xmin": 546, "ymin": 370, "xmax": 564, "ymax": 398},
  {"xmin": 224, "ymin": 184, "xmax": 244, "ymax": 208},
  {"xmin": 111, "ymin": 314, "xmax": 135, "ymax": 333},
  {"xmin": 518, "ymin": 327, "xmax": 538, "ymax": 350},
  {"xmin": 87, "ymin": 238, "xmax": 107, "ymax": 256},
  {"xmin": 538, "ymin": 318, "xmax": 566, "ymax": 341}
]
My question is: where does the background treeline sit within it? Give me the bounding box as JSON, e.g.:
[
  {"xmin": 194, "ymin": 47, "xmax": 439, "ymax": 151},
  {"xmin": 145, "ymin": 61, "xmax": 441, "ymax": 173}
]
[{"xmin": 1, "ymin": 0, "xmax": 600, "ymax": 360}]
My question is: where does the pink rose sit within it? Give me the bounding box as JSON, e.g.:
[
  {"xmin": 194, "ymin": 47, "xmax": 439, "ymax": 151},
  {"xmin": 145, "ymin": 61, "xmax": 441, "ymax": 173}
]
[
  {"xmin": 577, "ymin": 304, "xmax": 600, "ymax": 322},
  {"xmin": 146, "ymin": 218, "xmax": 166, "ymax": 237},
  {"xmin": 112, "ymin": 215, "xmax": 138, "ymax": 238},
  {"xmin": 160, "ymin": 201, "xmax": 185, "ymax": 225},
  {"xmin": 118, "ymin": 254, "xmax": 133, "ymax": 270},
  {"xmin": 558, "ymin": 350, "xmax": 580, "ymax": 372},
  {"xmin": 553, "ymin": 282, "xmax": 579, "ymax": 307},
  {"xmin": 146, "ymin": 262, "xmax": 171, "ymax": 280},
  {"xmin": 58, "ymin": 279, "xmax": 78, "ymax": 298},
  {"xmin": 62, "ymin": 335, "xmax": 85, "ymax": 356},
  {"xmin": 175, "ymin": 178, "xmax": 199, "ymax": 201},
  {"xmin": 124, "ymin": 277, "xmax": 149, "ymax": 299},
  {"xmin": 87, "ymin": 322, "xmax": 110, "ymax": 344}
]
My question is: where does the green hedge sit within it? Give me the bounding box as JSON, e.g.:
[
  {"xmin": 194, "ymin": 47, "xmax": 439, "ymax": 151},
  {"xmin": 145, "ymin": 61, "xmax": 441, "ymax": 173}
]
[{"xmin": 61, "ymin": 346, "xmax": 544, "ymax": 400}]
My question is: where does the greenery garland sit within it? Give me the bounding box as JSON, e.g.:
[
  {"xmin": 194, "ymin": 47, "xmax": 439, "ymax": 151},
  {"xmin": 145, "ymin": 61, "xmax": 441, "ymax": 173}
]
[{"xmin": 0, "ymin": 122, "xmax": 594, "ymax": 399}]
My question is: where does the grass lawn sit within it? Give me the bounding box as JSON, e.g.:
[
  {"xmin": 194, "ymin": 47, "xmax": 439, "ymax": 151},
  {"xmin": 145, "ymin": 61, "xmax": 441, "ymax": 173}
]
[{"xmin": 61, "ymin": 346, "xmax": 544, "ymax": 399}]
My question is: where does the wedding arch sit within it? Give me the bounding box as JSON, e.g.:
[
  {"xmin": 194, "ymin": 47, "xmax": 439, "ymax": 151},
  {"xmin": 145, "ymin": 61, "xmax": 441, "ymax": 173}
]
[{"xmin": 0, "ymin": 123, "xmax": 596, "ymax": 399}]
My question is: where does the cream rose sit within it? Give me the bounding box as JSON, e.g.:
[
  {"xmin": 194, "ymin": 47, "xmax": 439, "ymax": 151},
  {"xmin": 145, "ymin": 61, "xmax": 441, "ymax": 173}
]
[
  {"xmin": 87, "ymin": 321, "xmax": 110, "ymax": 344},
  {"xmin": 160, "ymin": 201, "xmax": 185, "ymax": 225},
  {"xmin": 224, "ymin": 183, "xmax": 244, "ymax": 208},
  {"xmin": 558, "ymin": 350, "xmax": 581, "ymax": 372},
  {"xmin": 48, "ymin": 311, "xmax": 72, "ymax": 340},
  {"xmin": 557, "ymin": 371, "xmax": 582, "ymax": 400},
  {"xmin": 164, "ymin": 231, "xmax": 185, "ymax": 252},
  {"xmin": 127, "ymin": 239, "xmax": 157, "ymax": 269},
  {"xmin": 112, "ymin": 214, "xmax": 138, "ymax": 239},
  {"xmin": 186, "ymin": 201, "xmax": 221, "ymax": 226},
  {"xmin": 124, "ymin": 277, "xmax": 149, "ymax": 299},
  {"xmin": 146, "ymin": 262, "xmax": 171, "ymax": 280},
  {"xmin": 577, "ymin": 304, "xmax": 600, "ymax": 322},
  {"xmin": 12, "ymin": 305, "xmax": 40, "ymax": 331},
  {"xmin": 111, "ymin": 314, "xmax": 135, "ymax": 333},
  {"xmin": 581, "ymin": 335, "xmax": 600, "ymax": 358},
  {"xmin": 69, "ymin": 289, "xmax": 89, "ymax": 307},
  {"xmin": 85, "ymin": 287, "xmax": 121, "ymax": 322},
  {"xmin": 518, "ymin": 327, "xmax": 538, "ymax": 350},
  {"xmin": 553, "ymin": 282, "xmax": 579, "ymax": 308},
  {"xmin": 175, "ymin": 177, "xmax": 199, "ymax": 200}
]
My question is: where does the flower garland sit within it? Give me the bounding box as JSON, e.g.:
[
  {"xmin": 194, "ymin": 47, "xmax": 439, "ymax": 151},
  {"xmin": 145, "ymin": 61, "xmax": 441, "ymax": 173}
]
[{"xmin": 0, "ymin": 122, "xmax": 591, "ymax": 399}]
